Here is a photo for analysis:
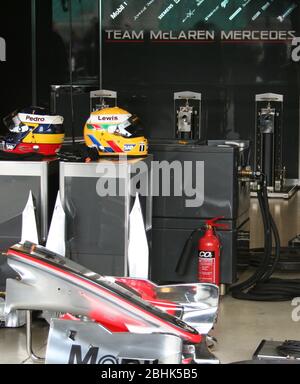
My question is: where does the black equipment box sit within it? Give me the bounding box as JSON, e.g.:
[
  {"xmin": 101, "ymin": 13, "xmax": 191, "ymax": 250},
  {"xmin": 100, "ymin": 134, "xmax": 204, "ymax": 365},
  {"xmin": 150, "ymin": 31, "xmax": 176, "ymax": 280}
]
[
  {"xmin": 51, "ymin": 84, "xmax": 98, "ymax": 139},
  {"xmin": 149, "ymin": 140, "xmax": 250, "ymax": 285}
]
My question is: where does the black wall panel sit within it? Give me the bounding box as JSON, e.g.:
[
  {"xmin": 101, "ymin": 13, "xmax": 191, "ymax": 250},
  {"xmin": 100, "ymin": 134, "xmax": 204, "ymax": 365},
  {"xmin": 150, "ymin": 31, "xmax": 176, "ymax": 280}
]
[
  {"xmin": 101, "ymin": 0, "xmax": 300, "ymax": 178},
  {"xmin": 0, "ymin": 1, "xmax": 32, "ymax": 135}
]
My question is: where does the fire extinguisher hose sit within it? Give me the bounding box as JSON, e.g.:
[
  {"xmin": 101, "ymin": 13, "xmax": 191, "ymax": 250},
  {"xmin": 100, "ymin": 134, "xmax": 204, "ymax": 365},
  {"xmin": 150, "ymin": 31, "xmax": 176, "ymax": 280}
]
[{"xmin": 176, "ymin": 229, "xmax": 200, "ymax": 276}]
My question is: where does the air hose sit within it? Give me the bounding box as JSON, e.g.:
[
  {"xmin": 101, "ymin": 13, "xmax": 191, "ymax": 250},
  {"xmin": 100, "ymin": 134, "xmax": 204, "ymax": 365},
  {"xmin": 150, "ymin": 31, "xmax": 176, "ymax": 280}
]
[
  {"xmin": 231, "ymin": 176, "xmax": 300, "ymax": 302},
  {"xmin": 239, "ymin": 248, "xmax": 300, "ymax": 272}
]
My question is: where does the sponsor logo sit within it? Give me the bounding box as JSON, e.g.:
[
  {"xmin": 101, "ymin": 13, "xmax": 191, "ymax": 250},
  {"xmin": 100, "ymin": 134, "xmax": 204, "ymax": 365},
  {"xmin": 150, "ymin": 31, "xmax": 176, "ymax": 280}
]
[
  {"xmin": 158, "ymin": 3, "xmax": 174, "ymax": 20},
  {"xmin": 25, "ymin": 115, "xmax": 45, "ymax": 123},
  {"xmin": 110, "ymin": 3, "xmax": 127, "ymax": 20},
  {"xmin": 5, "ymin": 144, "xmax": 16, "ymax": 150},
  {"xmin": 68, "ymin": 345, "xmax": 158, "ymax": 365},
  {"xmin": 18, "ymin": 145, "xmax": 32, "ymax": 152},
  {"xmin": 124, "ymin": 144, "xmax": 136, "ymax": 152}
]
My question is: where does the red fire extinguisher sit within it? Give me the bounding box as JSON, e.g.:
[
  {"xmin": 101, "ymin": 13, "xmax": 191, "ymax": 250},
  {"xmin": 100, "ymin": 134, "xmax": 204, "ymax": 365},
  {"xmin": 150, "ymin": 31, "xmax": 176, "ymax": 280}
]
[{"xmin": 198, "ymin": 217, "xmax": 228, "ymax": 286}]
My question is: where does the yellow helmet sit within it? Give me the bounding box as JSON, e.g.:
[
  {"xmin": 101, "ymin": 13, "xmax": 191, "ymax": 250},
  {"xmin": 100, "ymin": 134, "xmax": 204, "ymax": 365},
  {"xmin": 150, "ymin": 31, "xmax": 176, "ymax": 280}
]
[{"xmin": 84, "ymin": 107, "xmax": 148, "ymax": 156}]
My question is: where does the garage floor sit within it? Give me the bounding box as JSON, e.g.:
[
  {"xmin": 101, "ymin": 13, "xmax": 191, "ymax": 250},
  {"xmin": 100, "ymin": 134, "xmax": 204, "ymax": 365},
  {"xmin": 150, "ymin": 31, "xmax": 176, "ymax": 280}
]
[
  {"xmin": 0, "ymin": 191, "xmax": 300, "ymax": 364},
  {"xmin": 213, "ymin": 190, "xmax": 300, "ymax": 363}
]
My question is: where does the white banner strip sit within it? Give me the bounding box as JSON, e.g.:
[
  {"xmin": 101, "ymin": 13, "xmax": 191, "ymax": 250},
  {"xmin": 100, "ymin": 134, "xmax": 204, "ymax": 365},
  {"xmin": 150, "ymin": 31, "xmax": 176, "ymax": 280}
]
[
  {"xmin": 19, "ymin": 113, "xmax": 64, "ymax": 125},
  {"xmin": 89, "ymin": 114, "xmax": 131, "ymax": 125}
]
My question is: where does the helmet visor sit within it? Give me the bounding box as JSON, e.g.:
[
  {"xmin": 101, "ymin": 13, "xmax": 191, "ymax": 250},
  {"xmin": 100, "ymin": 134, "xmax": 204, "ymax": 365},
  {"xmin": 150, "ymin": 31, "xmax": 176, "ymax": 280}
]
[
  {"xmin": 3, "ymin": 110, "xmax": 22, "ymax": 131},
  {"xmin": 3, "ymin": 110, "xmax": 30, "ymax": 145},
  {"xmin": 4, "ymin": 130, "xmax": 29, "ymax": 146},
  {"xmin": 119, "ymin": 115, "xmax": 145, "ymax": 138}
]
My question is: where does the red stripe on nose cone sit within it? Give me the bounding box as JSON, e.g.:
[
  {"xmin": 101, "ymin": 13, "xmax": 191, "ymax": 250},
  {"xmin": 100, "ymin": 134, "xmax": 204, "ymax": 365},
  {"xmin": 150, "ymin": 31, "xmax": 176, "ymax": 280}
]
[
  {"xmin": 107, "ymin": 140, "xmax": 123, "ymax": 153},
  {"xmin": 7, "ymin": 249, "xmax": 202, "ymax": 344}
]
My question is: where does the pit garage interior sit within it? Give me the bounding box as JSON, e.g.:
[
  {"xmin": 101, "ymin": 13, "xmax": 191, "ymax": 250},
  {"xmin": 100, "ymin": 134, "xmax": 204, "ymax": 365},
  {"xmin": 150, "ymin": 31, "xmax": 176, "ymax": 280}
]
[{"xmin": 0, "ymin": 0, "xmax": 300, "ymax": 365}]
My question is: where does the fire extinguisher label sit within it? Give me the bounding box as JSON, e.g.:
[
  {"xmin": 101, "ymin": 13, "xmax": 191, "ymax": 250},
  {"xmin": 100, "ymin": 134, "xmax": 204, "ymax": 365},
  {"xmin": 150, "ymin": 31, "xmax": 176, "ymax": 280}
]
[
  {"xmin": 199, "ymin": 251, "xmax": 215, "ymax": 259},
  {"xmin": 198, "ymin": 251, "xmax": 215, "ymax": 283}
]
